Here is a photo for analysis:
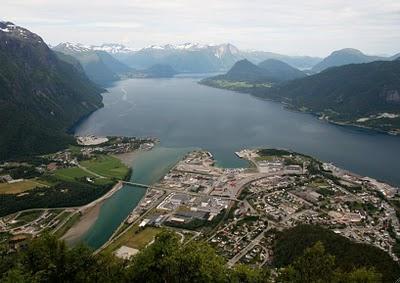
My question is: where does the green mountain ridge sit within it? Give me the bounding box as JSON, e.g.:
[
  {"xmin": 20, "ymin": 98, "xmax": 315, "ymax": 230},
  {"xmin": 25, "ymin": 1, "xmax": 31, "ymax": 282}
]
[
  {"xmin": 265, "ymin": 60, "xmax": 400, "ymax": 121},
  {"xmin": 311, "ymin": 48, "xmax": 386, "ymax": 73},
  {"xmin": 203, "ymin": 58, "xmax": 400, "ymax": 133},
  {"xmin": 0, "ymin": 22, "xmax": 104, "ymax": 160},
  {"xmin": 257, "ymin": 59, "xmax": 306, "ymax": 81}
]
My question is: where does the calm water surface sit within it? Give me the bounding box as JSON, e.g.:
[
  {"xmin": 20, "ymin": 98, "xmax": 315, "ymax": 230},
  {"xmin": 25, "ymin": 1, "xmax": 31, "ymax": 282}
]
[{"xmin": 75, "ymin": 77, "xmax": 400, "ymax": 248}]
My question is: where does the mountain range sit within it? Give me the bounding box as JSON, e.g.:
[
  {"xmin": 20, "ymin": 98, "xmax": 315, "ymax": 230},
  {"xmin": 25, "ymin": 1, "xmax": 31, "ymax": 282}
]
[
  {"xmin": 0, "ymin": 22, "xmax": 104, "ymax": 160},
  {"xmin": 53, "ymin": 42, "xmax": 400, "ymax": 79},
  {"xmin": 98, "ymin": 43, "xmax": 400, "ymax": 74},
  {"xmin": 91, "ymin": 43, "xmax": 321, "ymax": 72}
]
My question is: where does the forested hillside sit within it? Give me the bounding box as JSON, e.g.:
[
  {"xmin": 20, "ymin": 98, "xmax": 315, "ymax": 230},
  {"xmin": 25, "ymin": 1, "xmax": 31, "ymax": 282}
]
[{"xmin": 0, "ymin": 22, "xmax": 104, "ymax": 160}]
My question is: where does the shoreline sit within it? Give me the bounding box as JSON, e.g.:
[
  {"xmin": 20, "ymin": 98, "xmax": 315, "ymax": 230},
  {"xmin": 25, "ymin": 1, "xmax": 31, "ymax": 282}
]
[
  {"xmin": 62, "ymin": 181, "xmax": 124, "ymax": 245},
  {"xmin": 199, "ymin": 81, "xmax": 399, "ymax": 137},
  {"xmin": 61, "ymin": 146, "xmax": 154, "ymax": 246}
]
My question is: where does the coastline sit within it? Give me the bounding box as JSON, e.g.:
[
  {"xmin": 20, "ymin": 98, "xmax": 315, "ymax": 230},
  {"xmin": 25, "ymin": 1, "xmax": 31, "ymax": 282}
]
[
  {"xmin": 199, "ymin": 80, "xmax": 399, "ymax": 137},
  {"xmin": 62, "ymin": 181, "xmax": 124, "ymax": 245}
]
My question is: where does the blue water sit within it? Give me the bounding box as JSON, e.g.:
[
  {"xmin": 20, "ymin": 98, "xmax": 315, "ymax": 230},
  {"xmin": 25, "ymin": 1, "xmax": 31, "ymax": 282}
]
[{"xmin": 75, "ymin": 76, "xmax": 400, "ymax": 248}]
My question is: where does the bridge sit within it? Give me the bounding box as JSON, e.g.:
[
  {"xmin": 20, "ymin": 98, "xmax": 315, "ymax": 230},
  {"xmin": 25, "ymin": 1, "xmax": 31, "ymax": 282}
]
[{"xmin": 121, "ymin": 181, "xmax": 150, "ymax": 188}]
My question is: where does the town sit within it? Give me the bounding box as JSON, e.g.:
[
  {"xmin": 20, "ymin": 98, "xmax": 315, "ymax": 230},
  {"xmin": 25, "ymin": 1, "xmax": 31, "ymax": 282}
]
[{"xmin": 104, "ymin": 148, "xmax": 400, "ymax": 267}]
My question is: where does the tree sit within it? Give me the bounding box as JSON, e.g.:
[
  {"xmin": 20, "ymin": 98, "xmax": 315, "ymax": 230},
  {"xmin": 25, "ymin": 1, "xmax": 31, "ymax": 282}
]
[
  {"xmin": 230, "ymin": 264, "xmax": 270, "ymax": 283},
  {"xmin": 277, "ymin": 241, "xmax": 335, "ymax": 283},
  {"xmin": 277, "ymin": 242, "xmax": 382, "ymax": 283},
  {"xmin": 126, "ymin": 230, "xmax": 230, "ymax": 283},
  {"xmin": 0, "ymin": 230, "xmax": 382, "ymax": 283}
]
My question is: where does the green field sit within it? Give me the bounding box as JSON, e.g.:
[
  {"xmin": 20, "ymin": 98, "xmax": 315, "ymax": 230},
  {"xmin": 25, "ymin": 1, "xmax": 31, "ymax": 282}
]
[
  {"xmin": 51, "ymin": 155, "xmax": 127, "ymax": 185},
  {"xmin": 53, "ymin": 167, "xmax": 97, "ymax": 182},
  {"xmin": 80, "ymin": 155, "xmax": 129, "ymax": 179},
  {"xmin": 0, "ymin": 179, "xmax": 47, "ymax": 194},
  {"xmin": 104, "ymin": 226, "xmax": 161, "ymax": 254},
  {"xmin": 206, "ymin": 80, "xmax": 273, "ymax": 90}
]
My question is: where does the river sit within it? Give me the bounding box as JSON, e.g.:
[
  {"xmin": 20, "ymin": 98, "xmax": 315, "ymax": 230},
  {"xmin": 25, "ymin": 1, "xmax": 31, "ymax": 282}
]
[{"xmin": 74, "ymin": 76, "xmax": 400, "ymax": 248}]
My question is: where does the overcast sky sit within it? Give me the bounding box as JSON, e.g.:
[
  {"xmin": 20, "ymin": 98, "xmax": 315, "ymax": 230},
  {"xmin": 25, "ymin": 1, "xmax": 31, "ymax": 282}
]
[{"xmin": 2, "ymin": 0, "xmax": 400, "ymax": 56}]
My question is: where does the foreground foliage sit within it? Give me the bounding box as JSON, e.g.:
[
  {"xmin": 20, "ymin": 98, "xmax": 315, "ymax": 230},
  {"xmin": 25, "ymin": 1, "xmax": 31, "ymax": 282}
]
[
  {"xmin": 0, "ymin": 229, "xmax": 388, "ymax": 282},
  {"xmin": 274, "ymin": 225, "xmax": 400, "ymax": 282}
]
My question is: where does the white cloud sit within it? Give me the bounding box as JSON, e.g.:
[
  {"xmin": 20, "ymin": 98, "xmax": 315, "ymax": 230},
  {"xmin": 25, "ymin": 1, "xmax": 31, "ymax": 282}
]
[{"xmin": 1, "ymin": 0, "xmax": 399, "ymax": 56}]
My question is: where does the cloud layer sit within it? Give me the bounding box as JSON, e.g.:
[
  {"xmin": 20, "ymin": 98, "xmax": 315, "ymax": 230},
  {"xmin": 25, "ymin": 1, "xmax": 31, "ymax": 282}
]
[{"xmin": 2, "ymin": 0, "xmax": 400, "ymax": 56}]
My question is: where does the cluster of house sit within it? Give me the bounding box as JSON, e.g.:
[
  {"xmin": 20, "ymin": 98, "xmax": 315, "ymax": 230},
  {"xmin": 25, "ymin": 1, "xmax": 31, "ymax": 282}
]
[{"xmin": 209, "ymin": 216, "xmax": 268, "ymax": 260}]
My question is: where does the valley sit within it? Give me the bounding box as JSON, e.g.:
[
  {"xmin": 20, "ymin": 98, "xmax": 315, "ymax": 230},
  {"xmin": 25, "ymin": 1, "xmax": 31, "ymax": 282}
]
[{"xmin": 1, "ymin": 15, "xmax": 400, "ymax": 282}]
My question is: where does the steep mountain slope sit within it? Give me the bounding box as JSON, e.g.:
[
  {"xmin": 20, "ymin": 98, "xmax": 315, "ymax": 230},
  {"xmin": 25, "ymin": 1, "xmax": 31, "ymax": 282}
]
[
  {"xmin": 53, "ymin": 51, "xmax": 85, "ymax": 73},
  {"xmin": 53, "ymin": 43, "xmax": 132, "ymax": 85},
  {"xmin": 95, "ymin": 50, "xmax": 133, "ymax": 74},
  {"xmin": 0, "ymin": 22, "xmax": 104, "ymax": 160},
  {"xmin": 258, "ymin": 59, "xmax": 306, "ymax": 81},
  {"xmin": 262, "ymin": 60, "xmax": 400, "ymax": 132},
  {"xmin": 311, "ymin": 48, "xmax": 385, "ymax": 73}
]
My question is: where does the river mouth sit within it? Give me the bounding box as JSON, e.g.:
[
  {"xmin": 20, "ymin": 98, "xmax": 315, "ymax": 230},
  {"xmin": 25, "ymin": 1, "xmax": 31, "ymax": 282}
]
[
  {"xmin": 74, "ymin": 76, "xmax": 400, "ymax": 248},
  {"xmin": 76, "ymin": 146, "xmax": 193, "ymax": 249}
]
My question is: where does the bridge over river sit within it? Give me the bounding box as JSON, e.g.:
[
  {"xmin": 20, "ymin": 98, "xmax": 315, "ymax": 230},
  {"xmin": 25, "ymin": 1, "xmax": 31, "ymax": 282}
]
[{"xmin": 121, "ymin": 181, "xmax": 150, "ymax": 188}]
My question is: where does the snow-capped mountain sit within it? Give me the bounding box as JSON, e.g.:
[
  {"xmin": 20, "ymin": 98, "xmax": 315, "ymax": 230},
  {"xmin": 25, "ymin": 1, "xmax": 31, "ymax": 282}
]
[
  {"xmin": 140, "ymin": 43, "xmax": 240, "ymax": 58},
  {"xmin": 0, "ymin": 21, "xmax": 44, "ymax": 43},
  {"xmin": 91, "ymin": 43, "xmax": 135, "ymax": 54},
  {"xmin": 53, "ymin": 42, "xmax": 91, "ymax": 53},
  {"xmin": 117, "ymin": 43, "xmax": 243, "ymax": 72},
  {"xmin": 53, "ymin": 41, "xmax": 323, "ymax": 72}
]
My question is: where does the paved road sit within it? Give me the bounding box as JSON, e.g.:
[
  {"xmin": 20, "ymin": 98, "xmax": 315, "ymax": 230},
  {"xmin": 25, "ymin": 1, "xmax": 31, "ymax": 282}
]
[
  {"xmin": 227, "ymin": 225, "xmax": 273, "ymax": 267},
  {"xmin": 78, "ymin": 164, "xmax": 105, "ymax": 179}
]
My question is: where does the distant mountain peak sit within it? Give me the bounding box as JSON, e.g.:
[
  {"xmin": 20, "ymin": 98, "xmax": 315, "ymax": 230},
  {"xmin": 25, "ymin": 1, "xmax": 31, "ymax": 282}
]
[
  {"xmin": 312, "ymin": 48, "xmax": 385, "ymax": 73},
  {"xmin": 54, "ymin": 42, "xmax": 91, "ymax": 53},
  {"xmin": 140, "ymin": 42, "xmax": 239, "ymax": 54},
  {"xmin": 91, "ymin": 43, "xmax": 135, "ymax": 54},
  {"xmin": 331, "ymin": 48, "xmax": 365, "ymax": 55}
]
